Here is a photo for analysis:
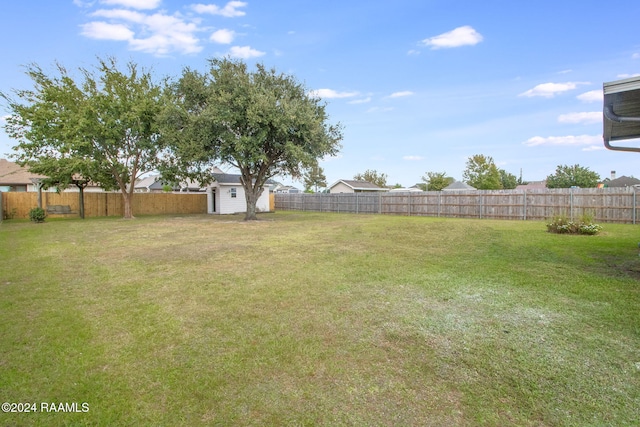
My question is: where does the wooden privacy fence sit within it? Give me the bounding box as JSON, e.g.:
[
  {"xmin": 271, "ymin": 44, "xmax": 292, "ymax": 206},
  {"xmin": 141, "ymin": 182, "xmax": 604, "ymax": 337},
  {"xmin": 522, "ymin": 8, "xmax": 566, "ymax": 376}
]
[
  {"xmin": 1, "ymin": 191, "xmax": 207, "ymax": 220},
  {"xmin": 275, "ymin": 188, "xmax": 640, "ymax": 224}
]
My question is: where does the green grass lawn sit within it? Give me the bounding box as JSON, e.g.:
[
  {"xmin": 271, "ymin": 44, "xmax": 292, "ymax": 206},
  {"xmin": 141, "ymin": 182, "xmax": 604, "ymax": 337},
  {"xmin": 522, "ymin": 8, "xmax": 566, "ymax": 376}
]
[{"xmin": 1, "ymin": 212, "xmax": 639, "ymax": 426}]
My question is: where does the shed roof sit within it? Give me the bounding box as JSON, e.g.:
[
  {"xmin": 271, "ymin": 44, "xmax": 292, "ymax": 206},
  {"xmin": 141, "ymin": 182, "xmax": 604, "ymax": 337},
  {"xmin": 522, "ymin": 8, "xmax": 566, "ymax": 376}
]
[{"xmin": 603, "ymin": 76, "xmax": 640, "ymax": 152}]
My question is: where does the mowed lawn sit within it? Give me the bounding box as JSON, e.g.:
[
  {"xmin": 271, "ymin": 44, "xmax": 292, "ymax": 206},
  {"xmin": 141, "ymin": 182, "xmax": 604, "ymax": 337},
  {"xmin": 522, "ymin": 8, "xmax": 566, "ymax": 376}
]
[{"xmin": 1, "ymin": 211, "xmax": 639, "ymax": 426}]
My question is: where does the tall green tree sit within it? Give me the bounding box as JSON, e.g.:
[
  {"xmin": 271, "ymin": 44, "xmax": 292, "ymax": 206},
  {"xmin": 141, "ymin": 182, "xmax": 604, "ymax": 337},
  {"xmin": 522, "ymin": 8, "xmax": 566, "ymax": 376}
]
[
  {"xmin": 2, "ymin": 58, "xmax": 165, "ymax": 219},
  {"xmin": 303, "ymin": 163, "xmax": 327, "ymax": 192},
  {"xmin": 499, "ymin": 169, "xmax": 518, "ymax": 189},
  {"xmin": 546, "ymin": 164, "xmax": 600, "ymax": 188},
  {"xmin": 421, "ymin": 171, "xmax": 454, "ymax": 191},
  {"xmin": 353, "ymin": 169, "xmax": 387, "ymax": 188},
  {"xmin": 462, "ymin": 154, "xmax": 503, "ymax": 190},
  {"xmin": 161, "ymin": 58, "xmax": 342, "ymax": 220}
]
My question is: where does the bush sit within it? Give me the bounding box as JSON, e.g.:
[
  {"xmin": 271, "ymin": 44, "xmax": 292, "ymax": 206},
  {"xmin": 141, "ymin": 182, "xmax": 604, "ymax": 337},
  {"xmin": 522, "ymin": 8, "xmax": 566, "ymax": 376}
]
[
  {"xmin": 546, "ymin": 213, "xmax": 602, "ymax": 235},
  {"xmin": 29, "ymin": 207, "xmax": 47, "ymax": 223}
]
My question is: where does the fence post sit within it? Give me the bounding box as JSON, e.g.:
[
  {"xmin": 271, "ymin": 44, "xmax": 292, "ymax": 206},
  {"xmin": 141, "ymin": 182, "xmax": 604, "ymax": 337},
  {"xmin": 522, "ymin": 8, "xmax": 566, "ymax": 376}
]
[
  {"xmin": 437, "ymin": 192, "xmax": 441, "ymax": 217},
  {"xmin": 408, "ymin": 192, "xmax": 411, "ymax": 216},
  {"xmin": 523, "ymin": 190, "xmax": 527, "ymax": 221},
  {"xmin": 570, "ymin": 188, "xmax": 574, "ymax": 221},
  {"xmin": 356, "ymin": 193, "xmax": 359, "ymax": 214},
  {"xmin": 479, "ymin": 193, "xmax": 483, "ymax": 219},
  {"xmin": 633, "ymin": 187, "xmax": 637, "ymax": 225}
]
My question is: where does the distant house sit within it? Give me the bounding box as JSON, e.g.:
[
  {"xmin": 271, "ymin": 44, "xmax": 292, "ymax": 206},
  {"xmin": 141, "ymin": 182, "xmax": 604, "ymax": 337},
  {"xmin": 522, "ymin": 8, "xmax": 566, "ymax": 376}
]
[
  {"xmin": 515, "ymin": 180, "xmax": 547, "ymax": 190},
  {"xmin": 605, "ymin": 175, "xmax": 640, "ymax": 188},
  {"xmin": 389, "ymin": 187, "xmax": 423, "ymax": 193},
  {"xmin": 328, "ymin": 179, "xmax": 387, "ymax": 194},
  {"xmin": 135, "ymin": 167, "xmax": 222, "ymax": 193},
  {"xmin": 442, "ymin": 181, "xmax": 476, "ymax": 191},
  {"xmin": 206, "ymin": 173, "xmax": 271, "ymax": 214},
  {"xmin": 134, "ymin": 175, "xmax": 167, "ymax": 193},
  {"xmin": 0, "ymin": 159, "xmax": 46, "ymax": 192},
  {"xmin": 0, "ymin": 158, "xmax": 105, "ymax": 193},
  {"xmin": 273, "ymin": 184, "xmax": 301, "ymax": 194}
]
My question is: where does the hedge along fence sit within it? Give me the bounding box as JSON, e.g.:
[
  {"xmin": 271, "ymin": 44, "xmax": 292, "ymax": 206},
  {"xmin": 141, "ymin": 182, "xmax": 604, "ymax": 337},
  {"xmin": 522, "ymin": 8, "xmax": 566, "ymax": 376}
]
[
  {"xmin": 275, "ymin": 187, "xmax": 640, "ymax": 224},
  {"xmin": 1, "ymin": 191, "xmax": 207, "ymax": 220}
]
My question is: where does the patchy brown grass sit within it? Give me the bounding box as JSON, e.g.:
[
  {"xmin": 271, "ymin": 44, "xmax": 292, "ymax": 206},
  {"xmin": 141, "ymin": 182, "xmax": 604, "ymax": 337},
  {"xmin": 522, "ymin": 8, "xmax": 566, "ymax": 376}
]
[{"xmin": 0, "ymin": 212, "xmax": 639, "ymax": 426}]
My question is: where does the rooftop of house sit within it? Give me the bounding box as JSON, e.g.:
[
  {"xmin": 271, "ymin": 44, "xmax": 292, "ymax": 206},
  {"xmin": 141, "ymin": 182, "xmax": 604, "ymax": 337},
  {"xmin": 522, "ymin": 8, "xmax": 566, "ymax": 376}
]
[
  {"xmin": 330, "ymin": 179, "xmax": 386, "ymax": 190},
  {"xmin": 0, "ymin": 158, "xmax": 46, "ymax": 184}
]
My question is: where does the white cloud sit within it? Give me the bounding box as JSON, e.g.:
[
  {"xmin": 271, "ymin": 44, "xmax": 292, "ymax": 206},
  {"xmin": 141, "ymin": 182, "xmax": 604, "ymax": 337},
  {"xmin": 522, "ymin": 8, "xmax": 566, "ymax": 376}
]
[
  {"xmin": 308, "ymin": 89, "xmax": 358, "ymax": 99},
  {"xmin": 191, "ymin": 1, "xmax": 247, "ymax": 17},
  {"xmin": 582, "ymin": 145, "xmax": 605, "ymax": 152},
  {"xmin": 617, "ymin": 73, "xmax": 640, "ymax": 79},
  {"xmin": 92, "ymin": 8, "xmax": 145, "ymax": 22},
  {"xmin": 576, "ymin": 90, "xmax": 603, "ymax": 103},
  {"xmin": 348, "ymin": 97, "xmax": 371, "ymax": 104},
  {"xmin": 366, "ymin": 107, "xmax": 394, "ymax": 113},
  {"xmin": 210, "ymin": 29, "xmax": 235, "ymax": 44},
  {"xmin": 403, "ymin": 155, "xmax": 424, "ymax": 161},
  {"xmin": 421, "ymin": 25, "xmax": 483, "ymax": 49},
  {"xmin": 557, "ymin": 112, "xmax": 601, "ymax": 124},
  {"xmin": 83, "ymin": 9, "xmax": 202, "ymax": 55},
  {"xmin": 78, "ymin": 1, "xmax": 250, "ymax": 56},
  {"xmin": 407, "ymin": 49, "xmax": 420, "ymax": 56},
  {"xmin": 80, "ymin": 21, "xmax": 135, "ymax": 40},
  {"xmin": 100, "ymin": 0, "xmax": 161, "ymax": 9},
  {"xmin": 74, "ymin": 0, "xmax": 95, "ymax": 7},
  {"xmin": 632, "ymin": 53, "xmax": 640, "ymax": 59},
  {"xmin": 228, "ymin": 45, "xmax": 265, "ymax": 59},
  {"xmin": 519, "ymin": 82, "xmax": 589, "ymax": 98},
  {"xmin": 523, "ymin": 134, "xmax": 601, "ymax": 147},
  {"xmin": 389, "ymin": 91, "xmax": 414, "ymax": 98}
]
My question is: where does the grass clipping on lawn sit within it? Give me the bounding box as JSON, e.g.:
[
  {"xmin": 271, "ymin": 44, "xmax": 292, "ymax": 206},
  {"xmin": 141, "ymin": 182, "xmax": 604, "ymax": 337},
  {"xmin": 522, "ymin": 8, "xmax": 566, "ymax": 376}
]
[{"xmin": 1, "ymin": 212, "xmax": 639, "ymax": 426}]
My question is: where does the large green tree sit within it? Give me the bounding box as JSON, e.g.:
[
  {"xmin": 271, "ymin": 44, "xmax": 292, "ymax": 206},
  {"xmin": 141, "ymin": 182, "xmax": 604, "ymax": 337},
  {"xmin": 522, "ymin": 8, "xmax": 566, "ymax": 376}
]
[
  {"xmin": 353, "ymin": 169, "xmax": 388, "ymax": 188},
  {"xmin": 421, "ymin": 171, "xmax": 454, "ymax": 191},
  {"xmin": 2, "ymin": 58, "xmax": 165, "ymax": 219},
  {"xmin": 303, "ymin": 163, "xmax": 327, "ymax": 192},
  {"xmin": 161, "ymin": 58, "xmax": 342, "ymax": 220},
  {"xmin": 462, "ymin": 154, "xmax": 502, "ymax": 190},
  {"xmin": 500, "ymin": 169, "xmax": 518, "ymax": 189},
  {"xmin": 546, "ymin": 164, "xmax": 600, "ymax": 188}
]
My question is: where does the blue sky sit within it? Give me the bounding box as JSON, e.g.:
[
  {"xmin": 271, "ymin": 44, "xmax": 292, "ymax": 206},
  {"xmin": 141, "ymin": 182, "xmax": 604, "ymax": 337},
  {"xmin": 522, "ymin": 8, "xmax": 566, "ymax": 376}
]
[{"xmin": 1, "ymin": 0, "xmax": 640, "ymax": 188}]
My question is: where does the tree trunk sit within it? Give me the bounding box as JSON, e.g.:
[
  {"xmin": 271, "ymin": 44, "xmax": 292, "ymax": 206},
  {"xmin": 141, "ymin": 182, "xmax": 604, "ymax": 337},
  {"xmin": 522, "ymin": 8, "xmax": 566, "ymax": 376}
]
[
  {"xmin": 78, "ymin": 186, "xmax": 85, "ymax": 219},
  {"xmin": 243, "ymin": 186, "xmax": 261, "ymax": 221},
  {"xmin": 122, "ymin": 192, "xmax": 134, "ymax": 219}
]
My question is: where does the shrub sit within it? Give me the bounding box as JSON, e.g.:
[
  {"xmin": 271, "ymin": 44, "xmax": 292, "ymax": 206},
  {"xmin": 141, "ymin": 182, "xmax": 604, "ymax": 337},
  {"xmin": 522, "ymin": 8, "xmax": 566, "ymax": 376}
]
[
  {"xmin": 29, "ymin": 207, "xmax": 47, "ymax": 223},
  {"xmin": 546, "ymin": 213, "xmax": 602, "ymax": 235}
]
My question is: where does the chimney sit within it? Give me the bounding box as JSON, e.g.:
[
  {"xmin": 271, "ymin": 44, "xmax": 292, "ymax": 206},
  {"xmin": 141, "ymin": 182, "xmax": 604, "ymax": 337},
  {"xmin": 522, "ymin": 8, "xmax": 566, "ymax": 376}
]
[{"xmin": 611, "ymin": 171, "xmax": 616, "ymax": 180}]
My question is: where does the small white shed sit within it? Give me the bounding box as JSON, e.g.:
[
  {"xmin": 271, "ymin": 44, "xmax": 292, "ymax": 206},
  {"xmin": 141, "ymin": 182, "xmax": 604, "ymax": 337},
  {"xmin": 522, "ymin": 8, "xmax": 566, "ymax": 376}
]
[{"xmin": 206, "ymin": 173, "xmax": 271, "ymax": 215}]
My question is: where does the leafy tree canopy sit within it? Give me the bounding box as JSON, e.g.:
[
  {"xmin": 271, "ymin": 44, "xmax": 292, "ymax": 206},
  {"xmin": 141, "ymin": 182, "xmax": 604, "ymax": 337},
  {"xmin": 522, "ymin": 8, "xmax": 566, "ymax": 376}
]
[
  {"xmin": 2, "ymin": 58, "xmax": 166, "ymax": 219},
  {"xmin": 353, "ymin": 169, "xmax": 388, "ymax": 188},
  {"xmin": 161, "ymin": 58, "xmax": 342, "ymax": 220},
  {"xmin": 546, "ymin": 164, "xmax": 601, "ymax": 188},
  {"xmin": 500, "ymin": 169, "xmax": 518, "ymax": 189},
  {"xmin": 421, "ymin": 171, "xmax": 454, "ymax": 191},
  {"xmin": 303, "ymin": 163, "xmax": 327, "ymax": 192},
  {"xmin": 462, "ymin": 154, "xmax": 503, "ymax": 190}
]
